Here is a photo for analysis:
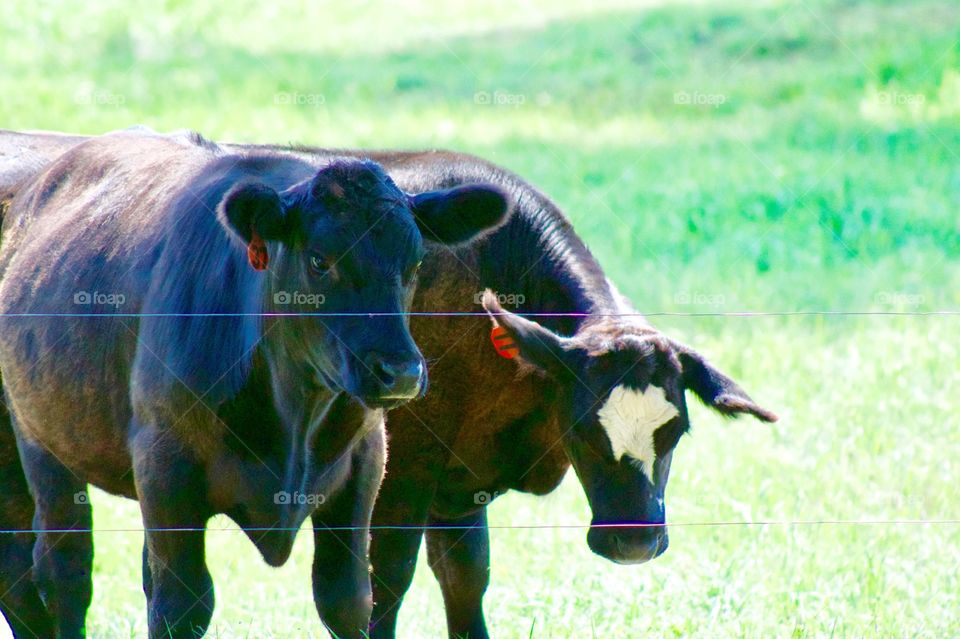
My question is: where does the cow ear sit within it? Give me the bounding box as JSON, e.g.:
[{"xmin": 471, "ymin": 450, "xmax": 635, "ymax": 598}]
[
  {"xmin": 219, "ymin": 182, "xmax": 291, "ymax": 244},
  {"xmin": 675, "ymin": 346, "xmax": 778, "ymax": 422},
  {"xmin": 219, "ymin": 182, "xmax": 296, "ymax": 271},
  {"xmin": 410, "ymin": 184, "xmax": 511, "ymax": 246},
  {"xmin": 481, "ymin": 290, "xmax": 581, "ymax": 377}
]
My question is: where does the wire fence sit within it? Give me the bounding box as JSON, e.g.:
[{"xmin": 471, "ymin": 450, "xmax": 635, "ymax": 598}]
[
  {"xmin": 0, "ymin": 309, "xmax": 952, "ymax": 537},
  {"xmin": 0, "ymin": 310, "xmax": 957, "ymax": 317}
]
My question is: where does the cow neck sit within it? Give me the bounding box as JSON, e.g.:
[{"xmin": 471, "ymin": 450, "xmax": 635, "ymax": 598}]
[{"xmin": 479, "ymin": 189, "xmax": 622, "ymax": 339}]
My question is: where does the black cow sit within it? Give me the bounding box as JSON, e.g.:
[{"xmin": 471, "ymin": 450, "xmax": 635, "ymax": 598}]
[
  {"xmin": 0, "ymin": 131, "xmax": 775, "ymax": 639},
  {"xmin": 0, "ymin": 129, "xmax": 509, "ymax": 639}
]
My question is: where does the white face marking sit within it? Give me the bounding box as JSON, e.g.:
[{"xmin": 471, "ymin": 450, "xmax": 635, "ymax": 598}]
[{"xmin": 596, "ymin": 384, "xmax": 679, "ymax": 484}]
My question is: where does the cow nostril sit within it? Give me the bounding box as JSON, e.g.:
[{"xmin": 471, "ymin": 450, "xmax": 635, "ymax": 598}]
[
  {"xmin": 380, "ymin": 361, "xmax": 419, "ymax": 386},
  {"xmin": 366, "ymin": 357, "xmax": 422, "ymax": 398},
  {"xmin": 375, "ymin": 361, "xmax": 398, "ymax": 389}
]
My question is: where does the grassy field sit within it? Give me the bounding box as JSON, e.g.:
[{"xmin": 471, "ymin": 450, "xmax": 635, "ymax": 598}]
[{"xmin": 2, "ymin": 0, "xmax": 960, "ymax": 637}]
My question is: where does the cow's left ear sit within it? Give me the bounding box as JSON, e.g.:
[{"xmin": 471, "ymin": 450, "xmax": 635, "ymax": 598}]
[
  {"xmin": 675, "ymin": 345, "xmax": 778, "ymax": 422},
  {"xmin": 481, "ymin": 290, "xmax": 583, "ymax": 377},
  {"xmin": 410, "ymin": 184, "xmax": 511, "ymax": 245}
]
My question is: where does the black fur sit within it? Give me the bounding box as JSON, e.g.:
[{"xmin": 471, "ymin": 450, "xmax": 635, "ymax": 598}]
[{"xmin": 0, "ymin": 129, "xmax": 510, "ymax": 639}]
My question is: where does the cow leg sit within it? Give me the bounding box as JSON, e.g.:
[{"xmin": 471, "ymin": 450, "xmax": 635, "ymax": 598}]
[
  {"xmin": 0, "ymin": 407, "xmax": 55, "ymax": 639},
  {"xmin": 132, "ymin": 426, "xmax": 214, "ymax": 639},
  {"xmin": 140, "ymin": 524, "xmax": 211, "ymax": 639},
  {"xmin": 141, "ymin": 534, "xmax": 154, "ymax": 602},
  {"xmin": 17, "ymin": 438, "xmax": 93, "ymax": 639},
  {"xmin": 426, "ymin": 509, "xmax": 491, "ymax": 639},
  {"xmin": 310, "ymin": 427, "xmax": 385, "ymax": 639},
  {"xmin": 368, "ymin": 478, "xmax": 438, "ymax": 638}
]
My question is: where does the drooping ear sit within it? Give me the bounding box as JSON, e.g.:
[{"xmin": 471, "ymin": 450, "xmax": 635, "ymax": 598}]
[
  {"xmin": 675, "ymin": 345, "xmax": 778, "ymax": 422},
  {"xmin": 481, "ymin": 289, "xmax": 581, "ymax": 377},
  {"xmin": 410, "ymin": 184, "xmax": 511, "ymax": 246},
  {"xmin": 218, "ymin": 182, "xmax": 292, "ymax": 271}
]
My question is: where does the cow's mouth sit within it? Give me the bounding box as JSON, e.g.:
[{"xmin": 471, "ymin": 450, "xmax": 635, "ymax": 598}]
[{"xmin": 586, "ymin": 523, "xmax": 669, "ymax": 565}]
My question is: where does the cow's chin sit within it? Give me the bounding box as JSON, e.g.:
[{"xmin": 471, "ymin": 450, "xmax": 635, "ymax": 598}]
[
  {"xmin": 358, "ymin": 396, "xmax": 410, "ymax": 410},
  {"xmin": 341, "ymin": 376, "xmax": 416, "ymax": 410}
]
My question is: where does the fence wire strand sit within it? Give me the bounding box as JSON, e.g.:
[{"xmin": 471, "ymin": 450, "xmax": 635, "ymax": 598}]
[
  {"xmin": 0, "ymin": 310, "xmax": 950, "ymax": 536},
  {"xmin": 0, "ymin": 310, "xmax": 957, "ymax": 318}
]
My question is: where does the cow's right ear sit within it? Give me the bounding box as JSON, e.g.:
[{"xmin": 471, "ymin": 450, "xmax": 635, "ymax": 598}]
[
  {"xmin": 219, "ymin": 182, "xmax": 291, "ymax": 243},
  {"xmin": 218, "ymin": 182, "xmax": 294, "ymax": 271},
  {"xmin": 481, "ymin": 290, "xmax": 582, "ymax": 377},
  {"xmin": 410, "ymin": 184, "xmax": 511, "ymax": 246},
  {"xmin": 675, "ymin": 345, "xmax": 778, "ymax": 423}
]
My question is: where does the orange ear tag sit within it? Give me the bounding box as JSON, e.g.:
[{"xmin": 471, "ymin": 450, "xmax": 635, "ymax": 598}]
[
  {"xmin": 247, "ymin": 231, "xmax": 269, "ymax": 271},
  {"xmin": 490, "ymin": 325, "xmax": 519, "ymax": 359}
]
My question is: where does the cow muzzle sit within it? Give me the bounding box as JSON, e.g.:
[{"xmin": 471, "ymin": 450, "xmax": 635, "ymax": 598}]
[
  {"xmin": 587, "ymin": 523, "xmax": 669, "ymax": 565},
  {"xmin": 359, "ymin": 352, "xmax": 425, "ymax": 407}
]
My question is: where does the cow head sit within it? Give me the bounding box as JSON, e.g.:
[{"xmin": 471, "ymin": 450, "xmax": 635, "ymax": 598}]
[
  {"xmin": 220, "ymin": 160, "xmax": 509, "ymax": 409},
  {"xmin": 483, "ymin": 291, "xmax": 776, "ymax": 564}
]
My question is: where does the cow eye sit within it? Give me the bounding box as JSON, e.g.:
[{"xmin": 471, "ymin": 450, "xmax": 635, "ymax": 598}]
[{"xmin": 309, "ymin": 254, "xmax": 333, "ymax": 276}]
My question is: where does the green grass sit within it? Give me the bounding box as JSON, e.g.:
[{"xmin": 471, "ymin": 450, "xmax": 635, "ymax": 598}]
[{"xmin": 2, "ymin": 0, "xmax": 959, "ymax": 637}]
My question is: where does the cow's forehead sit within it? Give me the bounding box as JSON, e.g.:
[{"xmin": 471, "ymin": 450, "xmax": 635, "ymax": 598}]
[
  {"xmin": 305, "ymin": 197, "xmax": 419, "ymax": 251},
  {"xmin": 595, "ymin": 384, "xmax": 679, "ymax": 483},
  {"xmin": 308, "ymin": 162, "xmax": 409, "ymax": 227}
]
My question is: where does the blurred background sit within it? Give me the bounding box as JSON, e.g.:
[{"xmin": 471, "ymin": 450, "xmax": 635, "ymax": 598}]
[{"xmin": 1, "ymin": 0, "xmax": 958, "ymax": 637}]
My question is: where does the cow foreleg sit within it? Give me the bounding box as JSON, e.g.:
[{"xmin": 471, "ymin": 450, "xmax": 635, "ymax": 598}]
[
  {"xmin": 426, "ymin": 509, "xmax": 491, "ymax": 639},
  {"xmin": 310, "ymin": 426, "xmax": 385, "ymax": 639},
  {"xmin": 17, "ymin": 437, "xmax": 93, "ymax": 639},
  {"xmin": 367, "ymin": 474, "xmax": 438, "ymax": 638},
  {"xmin": 141, "ymin": 533, "xmax": 154, "ymax": 602},
  {"xmin": 0, "ymin": 411, "xmax": 55, "ymax": 639},
  {"xmin": 132, "ymin": 426, "xmax": 214, "ymax": 639}
]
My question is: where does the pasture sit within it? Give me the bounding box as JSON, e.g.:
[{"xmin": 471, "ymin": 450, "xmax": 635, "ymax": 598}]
[{"xmin": 1, "ymin": 0, "xmax": 959, "ymax": 637}]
